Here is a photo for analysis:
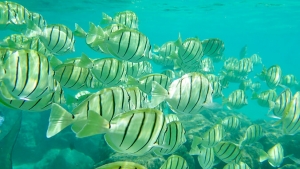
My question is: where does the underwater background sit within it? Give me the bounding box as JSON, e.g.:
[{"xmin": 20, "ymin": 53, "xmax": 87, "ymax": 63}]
[{"xmin": 0, "ymin": 0, "xmax": 300, "ymax": 169}]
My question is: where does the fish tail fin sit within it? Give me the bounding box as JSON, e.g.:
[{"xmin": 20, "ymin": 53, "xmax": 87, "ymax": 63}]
[
  {"xmin": 87, "ymin": 22, "xmax": 106, "ymax": 47},
  {"xmin": 251, "ymin": 92, "xmax": 258, "ymax": 100},
  {"xmin": 73, "ymin": 110, "xmax": 110, "ymax": 138},
  {"xmin": 47, "ymin": 103, "xmax": 74, "ymax": 138},
  {"xmin": 73, "ymin": 23, "xmax": 87, "ymax": 38},
  {"xmin": 76, "ymin": 53, "xmax": 93, "ymax": 68},
  {"xmin": 148, "ymin": 81, "xmax": 168, "ymax": 108},
  {"xmin": 25, "ymin": 20, "xmax": 42, "ymax": 38},
  {"xmin": 174, "ymin": 33, "xmax": 182, "ymax": 47},
  {"xmin": 258, "ymin": 149, "xmax": 269, "ymax": 162},
  {"xmin": 268, "ymin": 101, "xmax": 275, "ymax": 113},
  {"xmin": 126, "ymin": 76, "xmax": 139, "ymax": 86},
  {"xmin": 191, "ymin": 136, "xmax": 203, "ymax": 149},
  {"xmin": 101, "ymin": 12, "xmax": 113, "ymax": 25},
  {"xmin": 189, "ymin": 145, "xmax": 201, "ymax": 156},
  {"xmin": 153, "ymin": 44, "xmax": 160, "ymax": 53}
]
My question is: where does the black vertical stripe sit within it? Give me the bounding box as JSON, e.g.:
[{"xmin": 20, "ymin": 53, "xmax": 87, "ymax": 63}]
[
  {"xmin": 117, "ymin": 32, "xmax": 125, "ymax": 54},
  {"xmin": 52, "ymin": 26, "xmax": 61, "ymax": 51},
  {"xmin": 12, "ymin": 56, "xmax": 20, "ymax": 92}
]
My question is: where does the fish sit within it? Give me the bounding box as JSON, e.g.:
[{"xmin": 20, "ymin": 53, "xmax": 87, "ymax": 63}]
[
  {"xmin": 191, "ymin": 124, "xmax": 224, "ymax": 149},
  {"xmin": 239, "ymin": 124, "xmax": 263, "ymax": 146},
  {"xmin": 200, "ymin": 57, "xmax": 214, "ymax": 73},
  {"xmin": 94, "ymin": 27, "xmax": 152, "ymax": 62},
  {"xmin": 152, "ymin": 53, "xmax": 175, "ymax": 67},
  {"xmin": 281, "ymin": 74, "xmax": 298, "ymax": 87},
  {"xmin": 0, "ymin": 111, "xmax": 22, "ymax": 169},
  {"xmin": 127, "ymin": 74, "xmax": 171, "ymax": 94},
  {"xmin": 201, "ymin": 38, "xmax": 225, "ymax": 57},
  {"xmin": 95, "ymin": 161, "xmax": 147, "ymax": 169},
  {"xmin": 275, "ymin": 91, "xmax": 300, "ymax": 135},
  {"xmin": 234, "ymin": 58, "xmax": 253, "ymax": 76},
  {"xmin": 153, "ymin": 41, "xmax": 178, "ymax": 58},
  {"xmin": 223, "ymin": 89, "xmax": 248, "ymax": 110},
  {"xmin": 47, "ymin": 86, "xmax": 148, "ymax": 138},
  {"xmin": 250, "ymin": 82, "xmax": 261, "ymax": 92},
  {"xmin": 175, "ymin": 35, "xmax": 203, "ymax": 66},
  {"xmin": 0, "ymin": 80, "xmax": 65, "ymax": 112},
  {"xmin": 0, "ymin": 1, "xmax": 30, "ymax": 32},
  {"xmin": 197, "ymin": 147, "xmax": 215, "ymax": 169},
  {"xmin": 239, "ymin": 45, "xmax": 247, "ymax": 58},
  {"xmin": 123, "ymin": 61, "xmax": 152, "ymax": 78},
  {"xmin": 153, "ymin": 121, "xmax": 186, "ymax": 155},
  {"xmin": 223, "ymin": 161, "xmax": 251, "ymax": 169},
  {"xmin": 223, "ymin": 57, "xmax": 239, "ymax": 72},
  {"xmin": 0, "ymin": 49, "xmax": 55, "ymax": 101},
  {"xmin": 221, "ymin": 116, "xmax": 240, "ymax": 132},
  {"xmin": 213, "ymin": 141, "xmax": 243, "ymax": 164},
  {"xmin": 259, "ymin": 143, "xmax": 284, "ymax": 167},
  {"xmin": 27, "ymin": 23, "xmax": 75, "ymax": 55},
  {"xmin": 252, "ymin": 89, "xmax": 277, "ymax": 107},
  {"xmin": 250, "ymin": 54, "xmax": 262, "ymax": 65},
  {"xmin": 211, "ymin": 81, "xmax": 223, "ymax": 98},
  {"xmin": 258, "ymin": 65, "xmax": 282, "ymax": 89},
  {"xmin": 29, "ymin": 12, "xmax": 47, "ymax": 29},
  {"xmin": 220, "ymin": 70, "xmax": 246, "ymax": 83},
  {"xmin": 104, "ymin": 108, "xmax": 166, "ymax": 156},
  {"xmin": 161, "ymin": 69, "xmax": 176, "ymax": 79},
  {"xmin": 269, "ymin": 88, "xmax": 292, "ymax": 118},
  {"xmin": 165, "ymin": 114, "xmax": 180, "ymax": 123},
  {"xmin": 239, "ymin": 79, "xmax": 253, "ymax": 91},
  {"xmin": 159, "ymin": 155, "xmax": 189, "ymax": 169},
  {"xmin": 150, "ymin": 72, "xmax": 214, "ymax": 114},
  {"xmin": 101, "ymin": 11, "xmax": 139, "ymax": 29}
]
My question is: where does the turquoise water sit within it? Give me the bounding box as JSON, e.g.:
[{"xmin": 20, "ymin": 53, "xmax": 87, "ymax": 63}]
[{"xmin": 0, "ymin": 0, "xmax": 300, "ymax": 169}]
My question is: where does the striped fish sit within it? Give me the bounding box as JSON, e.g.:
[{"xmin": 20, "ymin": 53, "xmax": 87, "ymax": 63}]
[
  {"xmin": 175, "ymin": 36, "xmax": 203, "ymax": 66},
  {"xmin": 1, "ymin": 49, "xmax": 55, "ymax": 101},
  {"xmin": 223, "ymin": 89, "xmax": 248, "ymax": 110},
  {"xmin": 102, "ymin": 11, "xmax": 139, "ymax": 29},
  {"xmin": 201, "ymin": 38, "xmax": 225, "ymax": 57},
  {"xmin": 200, "ymin": 57, "xmax": 214, "ymax": 73},
  {"xmin": 259, "ymin": 143, "xmax": 284, "ymax": 167},
  {"xmin": 153, "ymin": 41, "xmax": 178, "ymax": 58},
  {"xmin": 221, "ymin": 116, "xmax": 240, "ymax": 132},
  {"xmin": 95, "ymin": 161, "xmax": 146, "ymax": 169},
  {"xmin": 211, "ymin": 81, "xmax": 223, "ymax": 98},
  {"xmin": 153, "ymin": 121, "xmax": 186, "ymax": 155},
  {"xmin": 250, "ymin": 82, "xmax": 261, "ymax": 92},
  {"xmin": 161, "ymin": 69, "xmax": 176, "ymax": 79},
  {"xmin": 91, "ymin": 58, "xmax": 127, "ymax": 87},
  {"xmin": 197, "ymin": 147, "xmax": 215, "ymax": 169},
  {"xmin": 150, "ymin": 72, "xmax": 214, "ymax": 114},
  {"xmin": 159, "ymin": 155, "xmax": 189, "ymax": 169},
  {"xmin": 260, "ymin": 65, "xmax": 282, "ymax": 89},
  {"xmin": 239, "ymin": 79, "xmax": 252, "ymax": 91},
  {"xmin": 191, "ymin": 124, "xmax": 224, "ymax": 149},
  {"xmin": 234, "ymin": 58, "xmax": 253, "ymax": 76},
  {"xmin": 0, "ymin": 80, "xmax": 64, "ymax": 112},
  {"xmin": 281, "ymin": 74, "xmax": 298, "ymax": 87},
  {"xmin": 127, "ymin": 74, "xmax": 171, "ymax": 94},
  {"xmin": 38, "ymin": 24, "xmax": 75, "ymax": 55},
  {"xmin": 223, "ymin": 57, "xmax": 239, "ymax": 71},
  {"xmin": 214, "ymin": 141, "xmax": 242, "ymax": 164},
  {"xmin": 0, "ymin": 1, "xmax": 30, "ymax": 32},
  {"xmin": 165, "ymin": 114, "xmax": 180, "ymax": 124},
  {"xmin": 239, "ymin": 124, "xmax": 263, "ymax": 146},
  {"xmin": 104, "ymin": 108, "xmax": 166, "ymax": 156},
  {"xmin": 98, "ymin": 28, "xmax": 152, "ymax": 62},
  {"xmin": 250, "ymin": 54, "xmax": 262, "ymax": 65},
  {"xmin": 269, "ymin": 88, "xmax": 292, "ymax": 118},
  {"xmin": 2, "ymin": 34, "xmax": 29, "ymax": 45},
  {"xmin": 220, "ymin": 70, "xmax": 246, "ymax": 83},
  {"xmin": 47, "ymin": 86, "xmax": 148, "ymax": 138},
  {"xmin": 205, "ymin": 74, "xmax": 220, "ymax": 82},
  {"xmin": 152, "ymin": 53, "xmax": 175, "ymax": 67},
  {"xmin": 223, "ymin": 161, "xmax": 251, "ymax": 169},
  {"xmin": 279, "ymin": 91, "xmax": 300, "ymax": 135},
  {"xmin": 29, "ymin": 12, "xmax": 47, "ymax": 29},
  {"xmin": 123, "ymin": 61, "xmax": 152, "ymax": 78},
  {"xmin": 252, "ymin": 89, "xmax": 277, "ymax": 107}
]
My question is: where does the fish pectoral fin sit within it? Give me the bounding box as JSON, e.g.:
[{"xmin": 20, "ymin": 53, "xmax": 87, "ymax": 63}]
[
  {"xmin": 74, "ymin": 110, "xmax": 109, "ymax": 138},
  {"xmin": 47, "ymin": 103, "xmax": 74, "ymax": 138}
]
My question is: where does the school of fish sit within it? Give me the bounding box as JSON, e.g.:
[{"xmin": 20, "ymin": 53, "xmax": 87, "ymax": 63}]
[{"xmin": 1, "ymin": 1, "xmax": 300, "ymax": 169}]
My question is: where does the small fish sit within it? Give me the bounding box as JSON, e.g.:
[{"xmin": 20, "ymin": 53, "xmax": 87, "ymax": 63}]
[
  {"xmin": 259, "ymin": 143, "xmax": 284, "ymax": 167},
  {"xmin": 223, "ymin": 89, "xmax": 248, "ymax": 110},
  {"xmin": 252, "ymin": 89, "xmax": 277, "ymax": 107},
  {"xmin": 0, "ymin": 49, "xmax": 55, "ymax": 101},
  {"xmin": 159, "ymin": 155, "xmax": 189, "ymax": 169},
  {"xmin": 281, "ymin": 74, "xmax": 298, "ymax": 87},
  {"xmin": 239, "ymin": 79, "xmax": 253, "ymax": 91},
  {"xmin": 153, "ymin": 41, "xmax": 178, "ymax": 58},
  {"xmin": 211, "ymin": 81, "xmax": 223, "ymax": 98},
  {"xmin": 220, "ymin": 70, "xmax": 246, "ymax": 83},
  {"xmin": 152, "ymin": 53, "xmax": 175, "ymax": 67},
  {"xmin": 0, "ymin": 115, "xmax": 4, "ymax": 126},
  {"xmin": 213, "ymin": 141, "xmax": 242, "ymax": 164},
  {"xmin": 239, "ymin": 45, "xmax": 247, "ymax": 58},
  {"xmin": 259, "ymin": 65, "xmax": 282, "ymax": 89},
  {"xmin": 150, "ymin": 72, "xmax": 214, "ymax": 114},
  {"xmin": 269, "ymin": 88, "xmax": 292, "ymax": 118},
  {"xmin": 200, "ymin": 57, "xmax": 214, "ymax": 73},
  {"xmin": 250, "ymin": 82, "xmax": 261, "ymax": 92},
  {"xmin": 153, "ymin": 121, "xmax": 186, "ymax": 155},
  {"xmin": 127, "ymin": 74, "xmax": 171, "ymax": 94},
  {"xmin": 234, "ymin": 58, "xmax": 253, "ymax": 76},
  {"xmin": 29, "ymin": 12, "xmax": 47, "ymax": 29},
  {"xmin": 104, "ymin": 108, "xmax": 166, "ymax": 156},
  {"xmin": 223, "ymin": 57, "xmax": 239, "ymax": 72},
  {"xmin": 239, "ymin": 124, "xmax": 263, "ymax": 146},
  {"xmin": 221, "ymin": 116, "xmax": 240, "ymax": 132},
  {"xmin": 95, "ymin": 161, "xmax": 147, "ymax": 169},
  {"xmin": 201, "ymin": 38, "xmax": 225, "ymax": 57},
  {"xmin": 161, "ymin": 69, "xmax": 176, "ymax": 79},
  {"xmin": 197, "ymin": 147, "xmax": 215, "ymax": 169},
  {"xmin": 101, "ymin": 11, "xmax": 139, "ymax": 29},
  {"xmin": 223, "ymin": 161, "xmax": 251, "ymax": 169},
  {"xmin": 250, "ymin": 54, "xmax": 262, "ymax": 65},
  {"xmin": 191, "ymin": 124, "xmax": 224, "ymax": 149}
]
